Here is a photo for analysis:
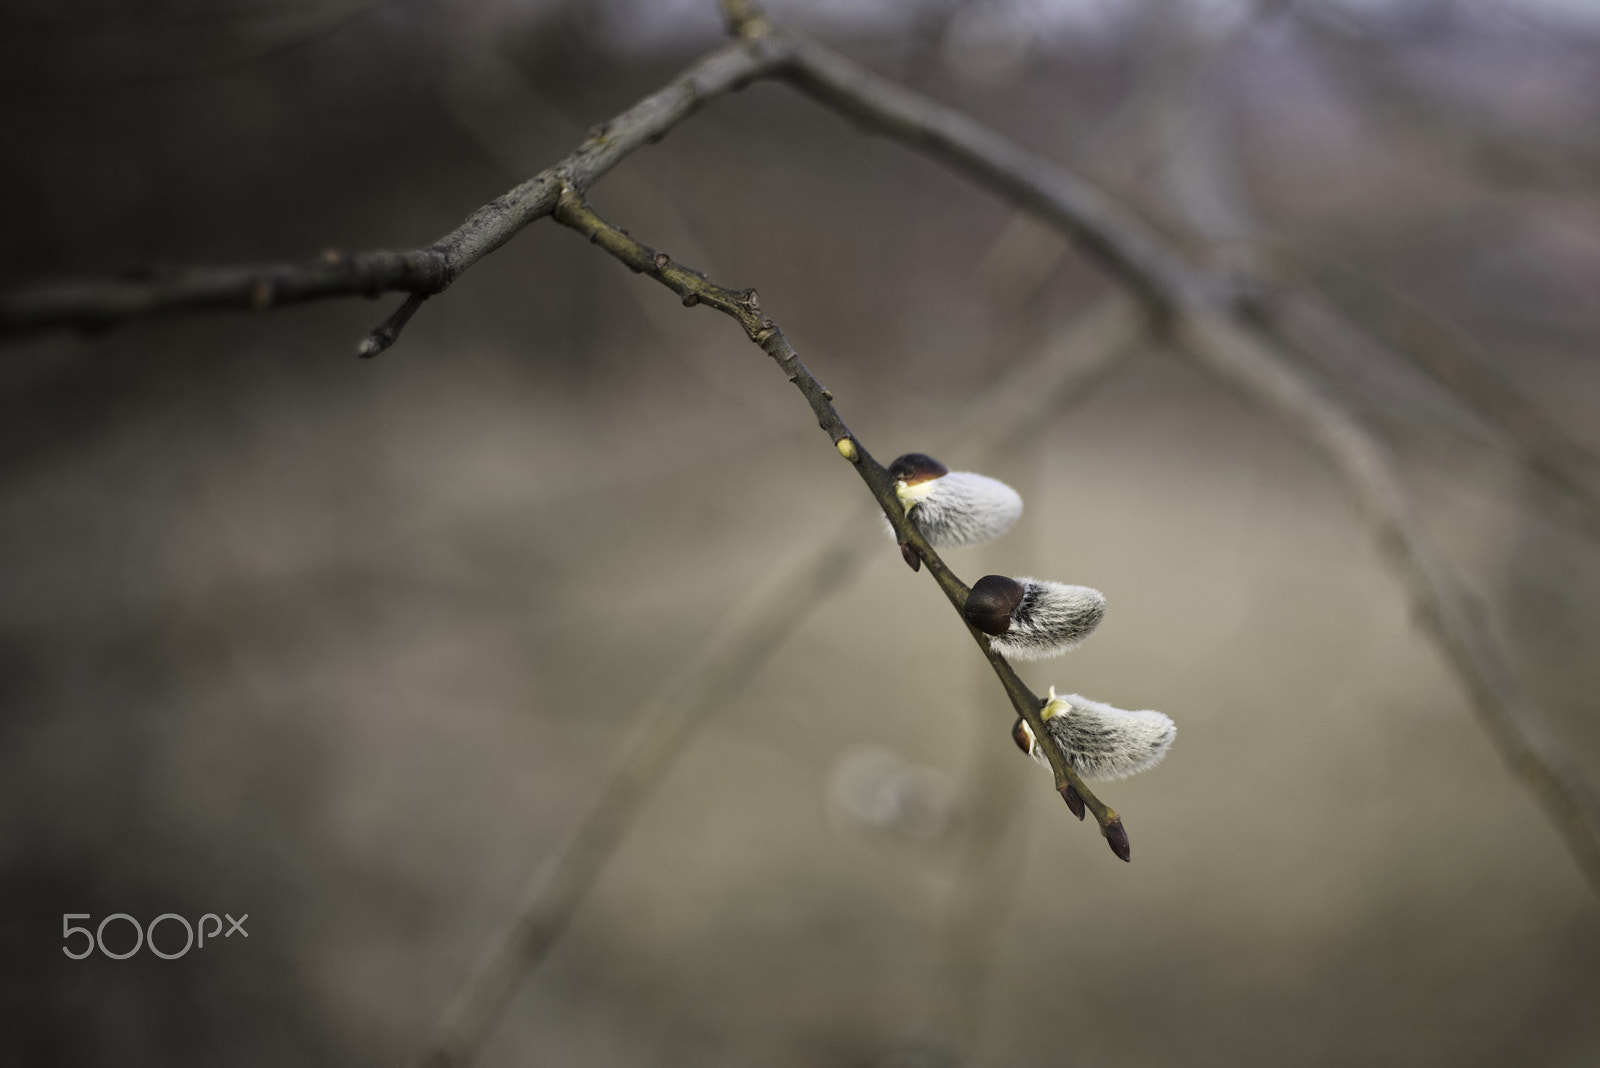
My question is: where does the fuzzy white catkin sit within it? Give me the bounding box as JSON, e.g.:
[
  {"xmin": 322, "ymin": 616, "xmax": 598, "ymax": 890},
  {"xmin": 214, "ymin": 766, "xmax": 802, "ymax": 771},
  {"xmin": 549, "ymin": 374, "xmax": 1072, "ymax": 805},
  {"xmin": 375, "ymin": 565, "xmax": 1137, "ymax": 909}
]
[
  {"xmin": 988, "ymin": 579, "xmax": 1105, "ymax": 661},
  {"xmin": 1027, "ymin": 689, "xmax": 1175, "ymax": 780},
  {"xmin": 885, "ymin": 471, "xmax": 1023, "ymax": 548}
]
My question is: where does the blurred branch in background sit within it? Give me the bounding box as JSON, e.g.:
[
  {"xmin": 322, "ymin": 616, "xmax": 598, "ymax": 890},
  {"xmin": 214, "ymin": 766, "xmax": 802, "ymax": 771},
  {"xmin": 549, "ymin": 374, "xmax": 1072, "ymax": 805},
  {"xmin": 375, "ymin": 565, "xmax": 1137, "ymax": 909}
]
[
  {"xmin": 1133, "ymin": 0, "xmax": 1600, "ymax": 539},
  {"xmin": 420, "ymin": 510, "xmax": 869, "ymax": 1068},
  {"xmin": 1258, "ymin": 242, "xmax": 1600, "ymax": 539}
]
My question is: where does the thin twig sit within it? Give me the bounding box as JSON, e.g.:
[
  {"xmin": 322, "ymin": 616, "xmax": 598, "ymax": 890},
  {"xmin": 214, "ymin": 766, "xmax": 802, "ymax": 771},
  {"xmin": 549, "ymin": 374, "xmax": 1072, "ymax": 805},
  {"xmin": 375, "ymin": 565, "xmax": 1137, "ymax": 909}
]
[
  {"xmin": 0, "ymin": 250, "xmax": 445, "ymax": 336},
  {"xmin": 419, "ymin": 300, "xmax": 1145, "ymax": 1068},
  {"xmin": 549, "ymin": 186, "xmax": 1121, "ymax": 842},
  {"xmin": 358, "ymin": 291, "xmax": 428, "ymax": 358}
]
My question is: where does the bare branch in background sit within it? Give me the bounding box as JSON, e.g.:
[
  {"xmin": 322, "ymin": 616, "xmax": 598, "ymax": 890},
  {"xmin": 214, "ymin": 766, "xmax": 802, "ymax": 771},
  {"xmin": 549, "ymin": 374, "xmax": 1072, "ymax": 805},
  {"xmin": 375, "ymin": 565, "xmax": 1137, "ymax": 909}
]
[
  {"xmin": 419, "ymin": 527, "xmax": 867, "ymax": 1068},
  {"xmin": 1134, "ymin": 5, "xmax": 1600, "ymax": 544},
  {"xmin": 1263, "ymin": 247, "xmax": 1600, "ymax": 539}
]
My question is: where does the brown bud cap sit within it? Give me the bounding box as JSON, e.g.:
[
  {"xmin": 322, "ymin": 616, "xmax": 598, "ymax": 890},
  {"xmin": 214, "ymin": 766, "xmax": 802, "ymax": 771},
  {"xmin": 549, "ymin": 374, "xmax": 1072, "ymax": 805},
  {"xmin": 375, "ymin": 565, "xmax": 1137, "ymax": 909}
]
[
  {"xmin": 1059, "ymin": 782, "xmax": 1086, "ymax": 821},
  {"xmin": 899, "ymin": 541, "xmax": 922, "ymax": 572},
  {"xmin": 887, "ymin": 452, "xmax": 949, "ymax": 486},
  {"xmin": 1104, "ymin": 815, "xmax": 1131, "ymax": 862},
  {"xmin": 964, "ymin": 575, "xmax": 1026, "ymax": 636},
  {"xmin": 1011, "ymin": 716, "xmax": 1031, "ymax": 754}
]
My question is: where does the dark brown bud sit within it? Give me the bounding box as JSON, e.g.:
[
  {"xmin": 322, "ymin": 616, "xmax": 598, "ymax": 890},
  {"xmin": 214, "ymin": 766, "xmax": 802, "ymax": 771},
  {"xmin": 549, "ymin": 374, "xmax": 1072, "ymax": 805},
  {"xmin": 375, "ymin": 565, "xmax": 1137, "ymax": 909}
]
[
  {"xmin": 1059, "ymin": 782, "xmax": 1085, "ymax": 821},
  {"xmin": 899, "ymin": 541, "xmax": 922, "ymax": 572},
  {"xmin": 1104, "ymin": 815, "xmax": 1131, "ymax": 862},
  {"xmin": 1011, "ymin": 716, "xmax": 1030, "ymax": 754},
  {"xmin": 887, "ymin": 452, "xmax": 949, "ymax": 486},
  {"xmin": 964, "ymin": 575, "xmax": 1026, "ymax": 636}
]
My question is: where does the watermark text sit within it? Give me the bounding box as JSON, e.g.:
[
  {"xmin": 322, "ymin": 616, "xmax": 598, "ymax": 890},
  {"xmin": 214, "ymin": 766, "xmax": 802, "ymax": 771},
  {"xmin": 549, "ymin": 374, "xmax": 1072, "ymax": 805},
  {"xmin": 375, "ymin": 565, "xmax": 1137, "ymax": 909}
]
[{"xmin": 62, "ymin": 912, "xmax": 248, "ymax": 960}]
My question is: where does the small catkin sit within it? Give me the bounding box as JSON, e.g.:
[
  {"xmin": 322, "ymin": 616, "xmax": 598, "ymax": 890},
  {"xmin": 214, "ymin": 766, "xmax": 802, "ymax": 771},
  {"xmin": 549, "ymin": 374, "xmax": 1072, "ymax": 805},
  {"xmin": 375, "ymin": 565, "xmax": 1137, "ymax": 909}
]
[
  {"xmin": 1023, "ymin": 688, "xmax": 1175, "ymax": 780},
  {"xmin": 883, "ymin": 453, "xmax": 1023, "ymax": 549},
  {"xmin": 986, "ymin": 578, "xmax": 1105, "ymax": 661},
  {"xmin": 907, "ymin": 471, "xmax": 1024, "ymax": 547}
]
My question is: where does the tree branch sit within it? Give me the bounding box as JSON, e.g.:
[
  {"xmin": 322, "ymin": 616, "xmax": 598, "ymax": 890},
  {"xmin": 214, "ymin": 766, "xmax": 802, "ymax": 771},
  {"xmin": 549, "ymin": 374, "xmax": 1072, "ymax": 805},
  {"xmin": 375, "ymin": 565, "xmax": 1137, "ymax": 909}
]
[
  {"xmin": 549, "ymin": 186, "xmax": 1121, "ymax": 845},
  {"xmin": 0, "ymin": 36, "xmax": 786, "ymax": 352}
]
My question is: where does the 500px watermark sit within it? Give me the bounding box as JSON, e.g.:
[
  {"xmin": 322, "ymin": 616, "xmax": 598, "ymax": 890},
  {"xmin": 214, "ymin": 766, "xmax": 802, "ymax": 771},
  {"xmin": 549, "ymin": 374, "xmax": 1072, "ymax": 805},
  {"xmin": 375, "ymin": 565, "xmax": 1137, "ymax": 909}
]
[{"xmin": 62, "ymin": 913, "xmax": 248, "ymax": 960}]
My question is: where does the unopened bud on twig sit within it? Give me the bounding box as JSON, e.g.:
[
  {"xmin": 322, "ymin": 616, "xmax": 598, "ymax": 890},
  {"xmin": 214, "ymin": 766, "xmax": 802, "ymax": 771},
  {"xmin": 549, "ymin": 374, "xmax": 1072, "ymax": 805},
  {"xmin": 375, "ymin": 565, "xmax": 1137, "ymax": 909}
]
[
  {"xmin": 1012, "ymin": 687, "xmax": 1175, "ymax": 780},
  {"xmin": 883, "ymin": 452, "xmax": 1022, "ymax": 548},
  {"xmin": 964, "ymin": 575, "xmax": 1105, "ymax": 660},
  {"xmin": 1058, "ymin": 780, "xmax": 1086, "ymax": 820},
  {"xmin": 1104, "ymin": 815, "xmax": 1131, "ymax": 862},
  {"xmin": 899, "ymin": 541, "xmax": 922, "ymax": 572}
]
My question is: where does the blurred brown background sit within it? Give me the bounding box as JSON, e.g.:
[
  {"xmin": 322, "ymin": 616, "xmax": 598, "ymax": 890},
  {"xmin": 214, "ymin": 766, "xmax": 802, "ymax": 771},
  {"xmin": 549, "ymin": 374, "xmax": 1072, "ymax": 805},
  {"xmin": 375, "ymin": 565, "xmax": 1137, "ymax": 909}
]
[{"xmin": 2, "ymin": 1, "xmax": 1599, "ymax": 1065}]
